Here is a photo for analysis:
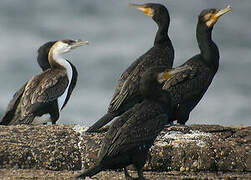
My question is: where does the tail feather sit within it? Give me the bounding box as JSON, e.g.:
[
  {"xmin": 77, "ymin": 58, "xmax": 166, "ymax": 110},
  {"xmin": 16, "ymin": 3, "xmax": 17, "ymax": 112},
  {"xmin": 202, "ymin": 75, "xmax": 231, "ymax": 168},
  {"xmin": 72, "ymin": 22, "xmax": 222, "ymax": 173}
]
[
  {"xmin": 76, "ymin": 165, "xmax": 103, "ymax": 179},
  {"xmin": 86, "ymin": 112, "xmax": 115, "ymax": 132},
  {"xmin": 0, "ymin": 113, "xmax": 12, "ymax": 125},
  {"xmin": 0, "ymin": 83, "xmax": 26, "ymax": 125}
]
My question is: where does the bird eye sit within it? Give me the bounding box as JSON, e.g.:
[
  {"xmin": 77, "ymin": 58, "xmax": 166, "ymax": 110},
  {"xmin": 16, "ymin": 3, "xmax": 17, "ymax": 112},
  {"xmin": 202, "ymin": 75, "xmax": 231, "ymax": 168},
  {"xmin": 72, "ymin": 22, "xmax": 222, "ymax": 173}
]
[
  {"xmin": 210, "ymin": 9, "xmax": 217, "ymax": 14},
  {"xmin": 62, "ymin": 40, "xmax": 75, "ymax": 45}
]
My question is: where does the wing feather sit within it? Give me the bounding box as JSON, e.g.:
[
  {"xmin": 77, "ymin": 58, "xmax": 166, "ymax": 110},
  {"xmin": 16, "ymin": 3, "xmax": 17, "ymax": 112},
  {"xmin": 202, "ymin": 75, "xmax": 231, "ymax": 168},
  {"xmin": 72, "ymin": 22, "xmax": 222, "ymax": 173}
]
[
  {"xmin": 21, "ymin": 69, "xmax": 69, "ymax": 117},
  {"xmin": 110, "ymin": 66, "xmax": 141, "ymax": 111},
  {"xmin": 0, "ymin": 83, "xmax": 27, "ymax": 125},
  {"xmin": 162, "ymin": 60, "xmax": 213, "ymax": 104},
  {"xmin": 99, "ymin": 101, "xmax": 167, "ymax": 160}
]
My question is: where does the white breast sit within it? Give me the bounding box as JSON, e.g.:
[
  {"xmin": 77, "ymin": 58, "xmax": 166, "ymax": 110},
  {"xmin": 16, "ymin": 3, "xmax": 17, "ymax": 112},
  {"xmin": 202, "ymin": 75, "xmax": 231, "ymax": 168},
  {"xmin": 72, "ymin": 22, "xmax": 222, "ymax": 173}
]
[{"xmin": 57, "ymin": 60, "xmax": 73, "ymax": 111}]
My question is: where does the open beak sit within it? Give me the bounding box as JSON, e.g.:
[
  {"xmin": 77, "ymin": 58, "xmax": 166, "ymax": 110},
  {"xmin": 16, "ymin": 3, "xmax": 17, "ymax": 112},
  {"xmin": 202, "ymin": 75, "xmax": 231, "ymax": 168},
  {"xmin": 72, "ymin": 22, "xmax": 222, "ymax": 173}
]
[
  {"xmin": 128, "ymin": 3, "xmax": 154, "ymax": 17},
  {"xmin": 71, "ymin": 39, "xmax": 89, "ymax": 49},
  {"xmin": 207, "ymin": 5, "xmax": 232, "ymax": 27}
]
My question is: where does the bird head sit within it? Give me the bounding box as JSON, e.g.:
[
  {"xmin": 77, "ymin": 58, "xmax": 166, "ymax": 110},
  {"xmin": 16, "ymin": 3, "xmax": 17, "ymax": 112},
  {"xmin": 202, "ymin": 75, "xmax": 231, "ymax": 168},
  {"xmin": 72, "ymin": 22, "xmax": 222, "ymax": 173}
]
[
  {"xmin": 51, "ymin": 39, "xmax": 88, "ymax": 55},
  {"xmin": 199, "ymin": 6, "xmax": 231, "ymax": 28},
  {"xmin": 128, "ymin": 3, "xmax": 170, "ymax": 25}
]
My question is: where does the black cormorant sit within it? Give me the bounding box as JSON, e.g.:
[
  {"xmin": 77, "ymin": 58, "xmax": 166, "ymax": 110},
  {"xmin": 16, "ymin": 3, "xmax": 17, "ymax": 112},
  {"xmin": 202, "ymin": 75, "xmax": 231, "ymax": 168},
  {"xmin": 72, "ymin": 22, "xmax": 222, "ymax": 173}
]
[
  {"xmin": 143, "ymin": 6, "xmax": 232, "ymax": 125},
  {"xmin": 76, "ymin": 66, "xmax": 189, "ymax": 180},
  {"xmin": 77, "ymin": 101, "xmax": 168, "ymax": 180},
  {"xmin": 87, "ymin": 3, "xmax": 174, "ymax": 132},
  {"xmin": 0, "ymin": 39, "xmax": 87, "ymax": 125}
]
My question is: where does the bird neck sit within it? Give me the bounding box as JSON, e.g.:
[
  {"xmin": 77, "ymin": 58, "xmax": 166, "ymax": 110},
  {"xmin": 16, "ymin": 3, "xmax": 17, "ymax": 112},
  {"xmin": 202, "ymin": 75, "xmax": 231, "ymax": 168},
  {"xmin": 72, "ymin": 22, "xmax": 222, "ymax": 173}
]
[
  {"xmin": 196, "ymin": 22, "xmax": 219, "ymax": 71},
  {"xmin": 37, "ymin": 52, "xmax": 51, "ymax": 71},
  {"xmin": 48, "ymin": 51, "xmax": 73, "ymax": 110},
  {"xmin": 154, "ymin": 22, "xmax": 170, "ymax": 45},
  {"xmin": 48, "ymin": 50, "xmax": 69, "ymax": 70}
]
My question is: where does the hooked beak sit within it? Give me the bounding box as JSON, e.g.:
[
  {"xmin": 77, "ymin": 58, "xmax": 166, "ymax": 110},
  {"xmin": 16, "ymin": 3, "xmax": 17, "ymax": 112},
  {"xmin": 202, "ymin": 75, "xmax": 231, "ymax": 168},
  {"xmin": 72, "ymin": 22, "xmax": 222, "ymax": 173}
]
[
  {"xmin": 70, "ymin": 39, "xmax": 89, "ymax": 49},
  {"xmin": 214, "ymin": 5, "xmax": 232, "ymax": 19},
  {"xmin": 206, "ymin": 5, "xmax": 232, "ymax": 27},
  {"xmin": 128, "ymin": 3, "xmax": 154, "ymax": 17}
]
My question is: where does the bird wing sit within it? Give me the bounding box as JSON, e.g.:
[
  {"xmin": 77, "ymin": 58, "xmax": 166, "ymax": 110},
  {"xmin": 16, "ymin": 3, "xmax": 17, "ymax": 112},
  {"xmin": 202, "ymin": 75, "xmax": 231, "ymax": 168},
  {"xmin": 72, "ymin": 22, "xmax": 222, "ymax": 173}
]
[
  {"xmin": 98, "ymin": 105, "xmax": 135, "ymax": 160},
  {"xmin": 121, "ymin": 56, "xmax": 144, "ymax": 81},
  {"xmin": 108, "ymin": 44, "xmax": 173, "ymax": 112},
  {"xmin": 109, "ymin": 66, "xmax": 141, "ymax": 112},
  {"xmin": 108, "ymin": 113, "xmax": 166, "ymax": 157},
  {"xmin": 109, "ymin": 45, "xmax": 174, "ymax": 112},
  {"xmin": 21, "ymin": 69, "xmax": 69, "ymax": 118},
  {"xmin": 108, "ymin": 55, "xmax": 145, "ymax": 112},
  {"xmin": 0, "ymin": 82, "xmax": 27, "ymax": 125},
  {"xmin": 100, "ymin": 101, "xmax": 167, "ymax": 159},
  {"xmin": 162, "ymin": 60, "xmax": 213, "ymax": 103}
]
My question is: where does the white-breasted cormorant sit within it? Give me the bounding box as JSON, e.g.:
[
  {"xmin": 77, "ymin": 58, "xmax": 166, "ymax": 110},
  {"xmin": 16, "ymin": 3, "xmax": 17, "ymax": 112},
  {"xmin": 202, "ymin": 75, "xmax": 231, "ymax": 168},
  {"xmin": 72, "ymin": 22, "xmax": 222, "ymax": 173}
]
[
  {"xmin": 0, "ymin": 39, "xmax": 87, "ymax": 125},
  {"xmin": 87, "ymin": 3, "xmax": 174, "ymax": 132},
  {"xmin": 142, "ymin": 6, "xmax": 232, "ymax": 125},
  {"xmin": 0, "ymin": 41, "xmax": 55, "ymax": 125}
]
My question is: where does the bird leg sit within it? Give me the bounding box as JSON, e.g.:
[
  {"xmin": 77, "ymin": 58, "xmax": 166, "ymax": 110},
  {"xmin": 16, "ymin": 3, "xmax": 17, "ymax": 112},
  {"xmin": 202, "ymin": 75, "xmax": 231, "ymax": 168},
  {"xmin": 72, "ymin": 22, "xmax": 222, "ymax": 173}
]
[
  {"xmin": 137, "ymin": 168, "xmax": 146, "ymax": 180},
  {"xmin": 124, "ymin": 167, "xmax": 134, "ymax": 180}
]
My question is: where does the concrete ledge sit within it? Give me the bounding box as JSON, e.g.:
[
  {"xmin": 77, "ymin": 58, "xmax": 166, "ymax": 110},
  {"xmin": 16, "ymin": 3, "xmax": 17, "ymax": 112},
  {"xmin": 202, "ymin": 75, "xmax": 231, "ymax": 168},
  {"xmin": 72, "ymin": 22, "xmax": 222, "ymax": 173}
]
[
  {"xmin": 0, "ymin": 169, "xmax": 250, "ymax": 180},
  {"xmin": 0, "ymin": 124, "xmax": 250, "ymax": 179}
]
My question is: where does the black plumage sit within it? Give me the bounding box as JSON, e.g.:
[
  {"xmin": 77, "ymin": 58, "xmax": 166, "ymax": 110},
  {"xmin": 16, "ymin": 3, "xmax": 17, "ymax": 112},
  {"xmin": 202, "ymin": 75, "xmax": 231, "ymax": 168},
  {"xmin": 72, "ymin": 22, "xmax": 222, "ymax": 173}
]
[
  {"xmin": 87, "ymin": 3, "xmax": 174, "ymax": 132},
  {"xmin": 77, "ymin": 101, "xmax": 170, "ymax": 179},
  {"xmin": 76, "ymin": 57, "xmax": 190, "ymax": 179},
  {"xmin": 77, "ymin": 39, "xmax": 190, "ymax": 180},
  {"xmin": 0, "ymin": 39, "xmax": 86, "ymax": 125},
  {"xmin": 142, "ymin": 6, "xmax": 232, "ymax": 125}
]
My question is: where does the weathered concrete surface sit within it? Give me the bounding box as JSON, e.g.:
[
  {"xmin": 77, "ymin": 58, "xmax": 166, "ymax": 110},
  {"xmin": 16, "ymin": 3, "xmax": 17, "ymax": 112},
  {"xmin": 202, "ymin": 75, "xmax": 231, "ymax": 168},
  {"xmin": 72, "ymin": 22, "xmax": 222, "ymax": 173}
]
[
  {"xmin": 0, "ymin": 169, "xmax": 249, "ymax": 180},
  {"xmin": 77, "ymin": 124, "xmax": 251, "ymax": 173},
  {"xmin": 0, "ymin": 124, "xmax": 250, "ymax": 179},
  {"xmin": 0, "ymin": 125, "xmax": 82, "ymax": 171},
  {"xmin": 148, "ymin": 125, "xmax": 251, "ymax": 172}
]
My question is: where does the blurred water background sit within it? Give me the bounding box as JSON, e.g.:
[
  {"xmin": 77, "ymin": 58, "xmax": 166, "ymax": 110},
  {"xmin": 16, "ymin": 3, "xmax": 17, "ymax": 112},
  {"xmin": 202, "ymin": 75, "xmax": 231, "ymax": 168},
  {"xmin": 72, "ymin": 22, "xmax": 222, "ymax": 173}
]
[{"xmin": 0, "ymin": 0, "xmax": 250, "ymax": 126}]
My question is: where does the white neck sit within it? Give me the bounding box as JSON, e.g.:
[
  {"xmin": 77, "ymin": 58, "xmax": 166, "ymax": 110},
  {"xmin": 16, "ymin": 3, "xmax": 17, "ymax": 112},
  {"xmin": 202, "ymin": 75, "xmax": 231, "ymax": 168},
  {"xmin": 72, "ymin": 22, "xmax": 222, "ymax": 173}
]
[{"xmin": 52, "ymin": 52, "xmax": 73, "ymax": 111}]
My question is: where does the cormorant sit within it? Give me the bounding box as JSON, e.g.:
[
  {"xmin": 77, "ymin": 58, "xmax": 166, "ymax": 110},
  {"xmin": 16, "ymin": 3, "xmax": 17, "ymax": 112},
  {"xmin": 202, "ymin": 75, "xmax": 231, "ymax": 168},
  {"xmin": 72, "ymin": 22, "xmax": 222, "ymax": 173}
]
[
  {"xmin": 0, "ymin": 39, "xmax": 87, "ymax": 125},
  {"xmin": 142, "ymin": 6, "xmax": 232, "ymax": 125},
  {"xmin": 87, "ymin": 3, "xmax": 174, "ymax": 132},
  {"xmin": 76, "ymin": 66, "xmax": 189, "ymax": 180},
  {"xmin": 0, "ymin": 41, "xmax": 56, "ymax": 125}
]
